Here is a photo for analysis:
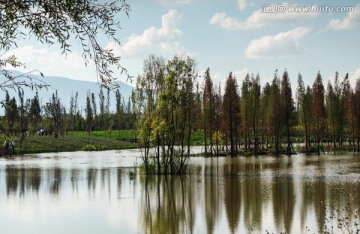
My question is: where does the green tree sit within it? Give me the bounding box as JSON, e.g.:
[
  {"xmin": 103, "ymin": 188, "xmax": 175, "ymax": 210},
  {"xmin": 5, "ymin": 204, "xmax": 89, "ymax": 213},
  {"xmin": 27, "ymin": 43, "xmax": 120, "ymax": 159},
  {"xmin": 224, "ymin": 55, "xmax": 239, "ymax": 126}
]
[
  {"xmin": 203, "ymin": 68, "xmax": 215, "ymax": 156},
  {"xmin": 115, "ymin": 89, "xmax": 124, "ymax": 131},
  {"xmin": 133, "ymin": 55, "xmax": 166, "ymax": 173},
  {"xmin": 91, "ymin": 93, "xmax": 97, "ymax": 131},
  {"xmin": 29, "ymin": 92, "xmax": 42, "ymax": 132},
  {"xmin": 85, "ymin": 92, "xmax": 93, "ymax": 136},
  {"xmin": 297, "ymin": 73, "xmax": 312, "ymax": 152},
  {"xmin": 45, "ymin": 91, "xmax": 63, "ymax": 138},
  {"xmin": 134, "ymin": 55, "xmax": 195, "ymax": 174},
  {"xmin": 260, "ymin": 82, "xmax": 271, "ymax": 149}
]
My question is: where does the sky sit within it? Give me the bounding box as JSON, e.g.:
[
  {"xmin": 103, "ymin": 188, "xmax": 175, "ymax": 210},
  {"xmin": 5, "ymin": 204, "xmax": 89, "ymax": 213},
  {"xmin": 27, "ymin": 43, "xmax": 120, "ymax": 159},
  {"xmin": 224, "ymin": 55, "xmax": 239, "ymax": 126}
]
[{"xmin": 3, "ymin": 0, "xmax": 360, "ymax": 90}]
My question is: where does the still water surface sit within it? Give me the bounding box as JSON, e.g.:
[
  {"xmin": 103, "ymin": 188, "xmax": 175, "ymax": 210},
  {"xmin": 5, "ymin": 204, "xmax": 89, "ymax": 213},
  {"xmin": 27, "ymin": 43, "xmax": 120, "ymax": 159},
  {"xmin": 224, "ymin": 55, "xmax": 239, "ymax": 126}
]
[{"xmin": 0, "ymin": 148, "xmax": 359, "ymax": 234}]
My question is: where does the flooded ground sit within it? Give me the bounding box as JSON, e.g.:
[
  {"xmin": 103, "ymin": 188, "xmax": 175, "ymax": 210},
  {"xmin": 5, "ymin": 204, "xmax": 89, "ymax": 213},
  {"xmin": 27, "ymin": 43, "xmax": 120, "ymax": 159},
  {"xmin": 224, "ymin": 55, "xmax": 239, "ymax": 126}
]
[{"xmin": 0, "ymin": 149, "xmax": 359, "ymax": 233}]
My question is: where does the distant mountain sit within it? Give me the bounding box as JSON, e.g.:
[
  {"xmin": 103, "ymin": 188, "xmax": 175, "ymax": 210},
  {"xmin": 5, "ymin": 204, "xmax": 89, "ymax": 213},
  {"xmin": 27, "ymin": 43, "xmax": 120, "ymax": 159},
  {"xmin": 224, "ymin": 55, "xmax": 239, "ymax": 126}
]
[{"xmin": 0, "ymin": 70, "xmax": 134, "ymax": 113}]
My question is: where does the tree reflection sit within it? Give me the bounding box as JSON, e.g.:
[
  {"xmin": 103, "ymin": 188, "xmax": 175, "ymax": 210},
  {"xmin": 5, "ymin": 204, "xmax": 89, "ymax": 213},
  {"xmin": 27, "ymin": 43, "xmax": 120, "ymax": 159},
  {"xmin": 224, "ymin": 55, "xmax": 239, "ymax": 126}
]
[
  {"xmin": 49, "ymin": 168, "xmax": 62, "ymax": 194},
  {"xmin": 140, "ymin": 175, "xmax": 195, "ymax": 234},
  {"xmin": 223, "ymin": 163, "xmax": 241, "ymax": 233},
  {"xmin": 204, "ymin": 159, "xmax": 221, "ymax": 234},
  {"xmin": 5, "ymin": 166, "xmax": 42, "ymax": 196},
  {"xmin": 272, "ymin": 178, "xmax": 295, "ymax": 233}
]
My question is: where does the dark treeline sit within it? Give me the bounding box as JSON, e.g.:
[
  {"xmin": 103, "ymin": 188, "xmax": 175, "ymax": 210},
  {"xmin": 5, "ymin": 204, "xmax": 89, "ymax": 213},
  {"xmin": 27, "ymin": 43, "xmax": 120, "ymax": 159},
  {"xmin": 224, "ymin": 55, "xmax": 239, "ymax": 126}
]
[
  {"xmin": 1, "ymin": 88, "xmax": 136, "ymax": 139},
  {"xmin": 134, "ymin": 55, "xmax": 360, "ymax": 170}
]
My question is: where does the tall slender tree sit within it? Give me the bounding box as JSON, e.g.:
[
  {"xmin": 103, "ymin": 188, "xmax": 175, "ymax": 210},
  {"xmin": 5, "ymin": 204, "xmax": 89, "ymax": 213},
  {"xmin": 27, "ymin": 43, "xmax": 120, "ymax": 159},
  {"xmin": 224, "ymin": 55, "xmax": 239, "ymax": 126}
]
[
  {"xmin": 312, "ymin": 72, "xmax": 326, "ymax": 155},
  {"xmin": 85, "ymin": 92, "xmax": 93, "ymax": 136},
  {"xmin": 240, "ymin": 74, "xmax": 250, "ymax": 151},
  {"xmin": 250, "ymin": 74, "xmax": 261, "ymax": 155},
  {"xmin": 281, "ymin": 70, "xmax": 295, "ymax": 156},
  {"xmin": 203, "ymin": 68, "xmax": 215, "ymax": 156},
  {"xmin": 222, "ymin": 72, "xmax": 240, "ymax": 157}
]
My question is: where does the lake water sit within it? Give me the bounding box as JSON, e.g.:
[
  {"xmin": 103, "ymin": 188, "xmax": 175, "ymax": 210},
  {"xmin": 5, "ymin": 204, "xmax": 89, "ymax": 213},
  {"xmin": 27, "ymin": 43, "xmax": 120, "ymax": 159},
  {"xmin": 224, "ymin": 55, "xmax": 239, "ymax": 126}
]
[{"xmin": 0, "ymin": 148, "xmax": 359, "ymax": 234}]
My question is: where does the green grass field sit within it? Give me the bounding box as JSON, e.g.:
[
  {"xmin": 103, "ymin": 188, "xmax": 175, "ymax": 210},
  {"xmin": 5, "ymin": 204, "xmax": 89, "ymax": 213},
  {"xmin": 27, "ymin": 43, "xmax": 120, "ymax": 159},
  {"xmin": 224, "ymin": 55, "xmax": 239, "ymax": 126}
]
[
  {"xmin": 0, "ymin": 132, "xmax": 138, "ymax": 155},
  {"xmin": 0, "ymin": 129, "xmax": 204, "ymax": 155},
  {"xmin": 72, "ymin": 129, "xmax": 137, "ymax": 141}
]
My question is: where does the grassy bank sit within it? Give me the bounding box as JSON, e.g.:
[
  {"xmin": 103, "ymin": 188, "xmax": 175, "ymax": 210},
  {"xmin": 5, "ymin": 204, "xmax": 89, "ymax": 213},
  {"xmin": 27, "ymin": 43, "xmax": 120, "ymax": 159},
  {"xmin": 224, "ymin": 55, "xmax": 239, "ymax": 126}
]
[
  {"xmin": 1, "ymin": 133, "xmax": 138, "ymax": 155},
  {"xmin": 0, "ymin": 129, "xmax": 205, "ymax": 155}
]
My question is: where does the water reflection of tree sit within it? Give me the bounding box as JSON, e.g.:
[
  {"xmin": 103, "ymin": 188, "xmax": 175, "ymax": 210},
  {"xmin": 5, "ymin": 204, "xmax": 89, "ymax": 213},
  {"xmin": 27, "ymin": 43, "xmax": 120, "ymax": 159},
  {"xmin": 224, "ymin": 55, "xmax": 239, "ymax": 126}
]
[
  {"xmin": 141, "ymin": 175, "xmax": 195, "ymax": 234},
  {"xmin": 272, "ymin": 178, "xmax": 295, "ymax": 233},
  {"xmin": 87, "ymin": 168, "xmax": 98, "ymax": 195},
  {"xmin": 5, "ymin": 167, "xmax": 42, "ymax": 196},
  {"xmin": 49, "ymin": 168, "xmax": 62, "ymax": 194},
  {"xmin": 204, "ymin": 159, "xmax": 221, "ymax": 234},
  {"xmin": 223, "ymin": 163, "xmax": 241, "ymax": 233},
  {"xmin": 241, "ymin": 162, "xmax": 264, "ymax": 232}
]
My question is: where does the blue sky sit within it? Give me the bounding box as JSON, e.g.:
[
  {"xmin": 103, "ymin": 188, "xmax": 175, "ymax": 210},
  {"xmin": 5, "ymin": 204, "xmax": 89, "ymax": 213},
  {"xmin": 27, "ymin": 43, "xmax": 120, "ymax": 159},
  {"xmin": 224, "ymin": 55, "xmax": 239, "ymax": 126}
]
[{"xmin": 5, "ymin": 0, "xmax": 360, "ymax": 89}]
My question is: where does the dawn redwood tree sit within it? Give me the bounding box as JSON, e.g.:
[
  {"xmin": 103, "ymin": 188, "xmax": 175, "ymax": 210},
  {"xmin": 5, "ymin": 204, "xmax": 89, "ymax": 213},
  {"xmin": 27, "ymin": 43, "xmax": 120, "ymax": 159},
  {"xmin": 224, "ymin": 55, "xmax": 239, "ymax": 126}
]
[
  {"xmin": 269, "ymin": 72, "xmax": 282, "ymax": 156},
  {"xmin": 281, "ymin": 70, "xmax": 295, "ymax": 156},
  {"xmin": 213, "ymin": 84, "xmax": 222, "ymax": 154},
  {"xmin": 312, "ymin": 72, "xmax": 326, "ymax": 155},
  {"xmin": 326, "ymin": 81, "xmax": 337, "ymax": 150},
  {"xmin": 203, "ymin": 68, "xmax": 215, "ymax": 156},
  {"xmin": 260, "ymin": 82, "xmax": 271, "ymax": 149},
  {"xmin": 45, "ymin": 91, "xmax": 63, "ymax": 138},
  {"xmin": 240, "ymin": 74, "xmax": 250, "ymax": 151},
  {"xmin": 85, "ymin": 92, "xmax": 93, "ymax": 136},
  {"xmin": 4, "ymin": 92, "xmax": 19, "ymax": 135},
  {"xmin": 115, "ymin": 89, "xmax": 124, "ymax": 131},
  {"xmin": 341, "ymin": 74, "xmax": 355, "ymax": 149},
  {"xmin": 29, "ymin": 92, "xmax": 42, "ymax": 132},
  {"xmin": 296, "ymin": 73, "xmax": 312, "ymax": 152},
  {"xmin": 90, "ymin": 93, "xmax": 98, "ymax": 131},
  {"xmin": 250, "ymin": 74, "xmax": 261, "ymax": 155},
  {"xmin": 354, "ymin": 79, "xmax": 360, "ymax": 151},
  {"xmin": 222, "ymin": 72, "xmax": 240, "ymax": 157}
]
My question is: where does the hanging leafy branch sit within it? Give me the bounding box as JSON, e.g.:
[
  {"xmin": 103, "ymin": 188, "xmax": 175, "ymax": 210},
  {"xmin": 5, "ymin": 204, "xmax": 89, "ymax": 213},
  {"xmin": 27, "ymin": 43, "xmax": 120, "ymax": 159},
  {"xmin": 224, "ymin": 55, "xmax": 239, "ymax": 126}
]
[{"xmin": 0, "ymin": 0, "xmax": 130, "ymax": 87}]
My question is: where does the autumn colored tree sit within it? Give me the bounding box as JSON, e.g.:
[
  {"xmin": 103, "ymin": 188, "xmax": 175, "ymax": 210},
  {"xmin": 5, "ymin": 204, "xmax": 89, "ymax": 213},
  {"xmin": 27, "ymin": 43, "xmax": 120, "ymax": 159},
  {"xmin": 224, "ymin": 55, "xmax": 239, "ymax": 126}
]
[
  {"xmin": 269, "ymin": 72, "xmax": 282, "ymax": 155},
  {"xmin": 250, "ymin": 74, "xmax": 261, "ymax": 155},
  {"xmin": 297, "ymin": 73, "xmax": 312, "ymax": 152},
  {"xmin": 354, "ymin": 79, "xmax": 360, "ymax": 151},
  {"xmin": 203, "ymin": 68, "xmax": 215, "ymax": 156},
  {"xmin": 281, "ymin": 70, "xmax": 295, "ymax": 156},
  {"xmin": 312, "ymin": 72, "xmax": 326, "ymax": 155},
  {"xmin": 260, "ymin": 82, "xmax": 271, "ymax": 149},
  {"xmin": 240, "ymin": 74, "xmax": 250, "ymax": 151},
  {"xmin": 222, "ymin": 72, "xmax": 240, "ymax": 157}
]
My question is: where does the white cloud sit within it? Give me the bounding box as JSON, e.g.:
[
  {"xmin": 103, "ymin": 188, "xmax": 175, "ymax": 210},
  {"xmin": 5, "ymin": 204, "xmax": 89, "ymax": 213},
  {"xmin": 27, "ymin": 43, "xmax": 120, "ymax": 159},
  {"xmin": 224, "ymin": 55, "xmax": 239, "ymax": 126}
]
[
  {"xmin": 209, "ymin": 13, "xmax": 247, "ymax": 30},
  {"xmin": 107, "ymin": 9, "xmax": 183, "ymax": 59},
  {"xmin": 328, "ymin": 4, "xmax": 360, "ymax": 30},
  {"xmin": 3, "ymin": 45, "xmax": 85, "ymax": 69},
  {"xmin": 245, "ymin": 27, "xmax": 311, "ymax": 59},
  {"xmin": 1, "ymin": 45, "xmax": 98, "ymax": 81},
  {"xmin": 350, "ymin": 68, "xmax": 360, "ymax": 86},
  {"xmin": 237, "ymin": 0, "xmax": 251, "ymax": 10},
  {"xmin": 210, "ymin": 3, "xmax": 319, "ymax": 30}
]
